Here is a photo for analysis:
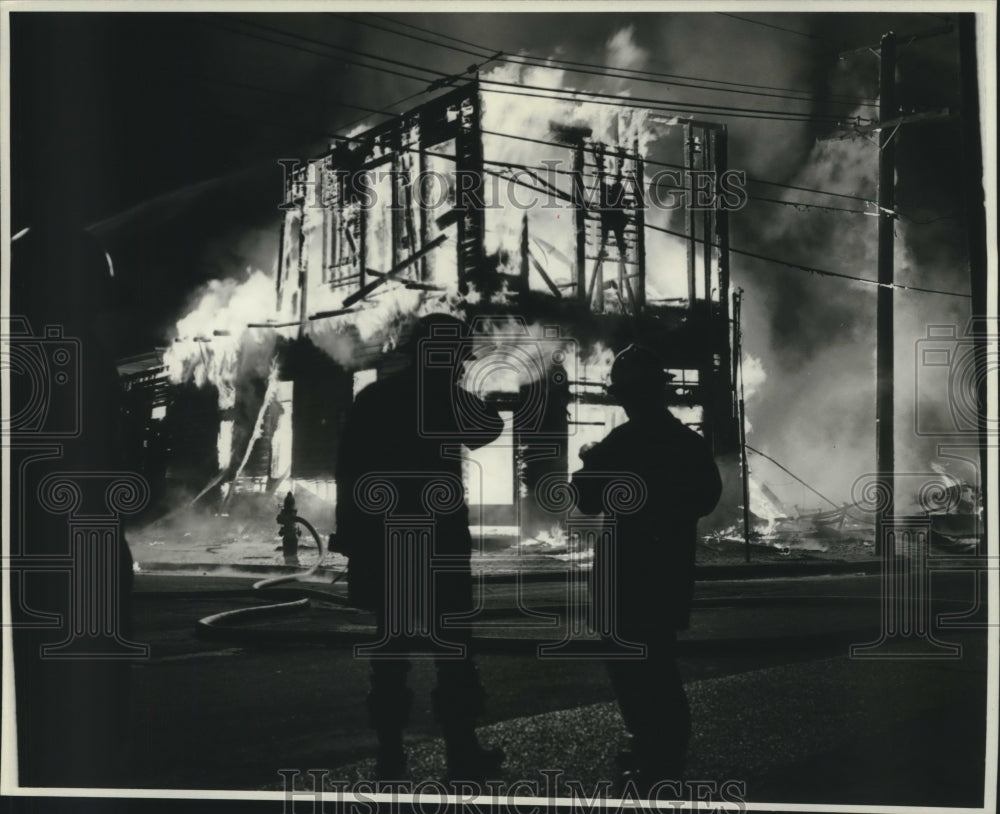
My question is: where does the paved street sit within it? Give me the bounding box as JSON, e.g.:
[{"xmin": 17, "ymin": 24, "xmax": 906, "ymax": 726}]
[{"xmin": 121, "ymin": 569, "xmax": 989, "ymax": 808}]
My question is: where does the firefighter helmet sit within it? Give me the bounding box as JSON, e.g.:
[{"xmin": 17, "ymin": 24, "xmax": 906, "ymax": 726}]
[{"xmin": 607, "ymin": 344, "xmax": 670, "ymax": 398}]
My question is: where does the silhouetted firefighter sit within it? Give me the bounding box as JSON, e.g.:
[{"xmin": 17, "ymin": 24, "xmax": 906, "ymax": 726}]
[
  {"xmin": 572, "ymin": 344, "xmax": 722, "ymax": 791},
  {"xmin": 10, "ymin": 219, "xmax": 139, "ymax": 788},
  {"xmin": 334, "ymin": 314, "xmax": 505, "ymax": 782}
]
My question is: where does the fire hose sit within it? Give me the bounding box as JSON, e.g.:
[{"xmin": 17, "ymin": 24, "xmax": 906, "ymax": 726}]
[
  {"xmin": 192, "ymin": 493, "xmax": 353, "ymax": 636},
  {"xmin": 176, "ymin": 490, "xmax": 926, "ymax": 653},
  {"xmin": 252, "ymin": 514, "xmax": 342, "ymax": 590},
  {"xmin": 183, "ymin": 512, "xmax": 897, "ymax": 654}
]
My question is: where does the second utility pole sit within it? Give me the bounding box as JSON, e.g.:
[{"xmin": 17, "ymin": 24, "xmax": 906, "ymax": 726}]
[{"xmin": 875, "ymin": 32, "xmax": 896, "ymax": 557}]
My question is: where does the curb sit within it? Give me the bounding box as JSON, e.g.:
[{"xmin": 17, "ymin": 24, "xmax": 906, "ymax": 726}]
[{"xmin": 136, "ymin": 559, "xmax": 886, "ymax": 583}]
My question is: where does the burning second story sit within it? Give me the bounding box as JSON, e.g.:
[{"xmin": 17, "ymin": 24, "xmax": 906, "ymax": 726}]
[{"xmin": 123, "ymin": 80, "xmax": 743, "ymax": 537}]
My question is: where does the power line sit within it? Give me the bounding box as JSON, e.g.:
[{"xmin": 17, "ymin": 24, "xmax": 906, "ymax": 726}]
[
  {"xmin": 197, "ymin": 93, "xmax": 947, "ymax": 243},
  {"xmin": 643, "ymin": 221, "xmax": 970, "ymax": 298},
  {"xmin": 185, "ymin": 72, "xmax": 881, "ymax": 215},
  {"xmin": 337, "ymin": 87, "xmax": 438, "ymax": 134},
  {"xmin": 323, "ymin": 131, "xmax": 878, "ymax": 219},
  {"xmin": 201, "ymin": 17, "xmax": 479, "ymax": 136},
  {"xmin": 483, "ymin": 166, "xmax": 572, "ymax": 205},
  {"xmin": 329, "ymin": 12, "xmax": 486, "ymax": 59},
  {"xmin": 186, "ymin": 70, "xmax": 440, "ymax": 146},
  {"xmin": 323, "ymin": 128, "xmax": 964, "ymax": 298},
  {"xmin": 217, "ymin": 15, "xmax": 865, "ymax": 125},
  {"xmin": 480, "ymin": 127, "xmax": 877, "ymax": 205},
  {"xmin": 276, "ymin": 124, "xmax": 964, "ymax": 299},
  {"xmin": 198, "ymin": 74, "xmax": 403, "ymax": 120},
  {"xmin": 722, "ymin": 191, "xmax": 874, "ymax": 217},
  {"xmin": 480, "ymin": 86, "xmax": 819, "ymax": 125},
  {"xmin": 477, "ymin": 83, "xmax": 859, "ymax": 125},
  {"xmin": 730, "ymin": 243, "xmax": 968, "ymax": 297},
  {"xmin": 508, "ymin": 55, "xmax": 874, "ymax": 107},
  {"xmin": 745, "ymin": 194, "xmax": 956, "ymax": 223},
  {"xmin": 332, "ymin": 12, "xmax": 877, "ymax": 109},
  {"xmin": 479, "ymin": 85, "xmax": 814, "ymax": 123},
  {"xmin": 355, "ymin": 12, "xmax": 878, "ymax": 106},
  {"xmin": 205, "ymin": 26, "xmax": 937, "ymax": 222},
  {"xmin": 745, "ymin": 445, "xmax": 853, "ymax": 513},
  {"xmin": 200, "ymin": 88, "xmax": 885, "ymax": 219},
  {"xmin": 716, "ymin": 12, "xmax": 844, "ymax": 48},
  {"xmin": 745, "ymin": 176, "xmax": 872, "ymax": 204},
  {"xmin": 236, "ymin": 15, "xmax": 498, "ymax": 92},
  {"xmin": 897, "ymin": 209, "xmax": 957, "ymax": 225},
  {"xmin": 196, "ymin": 78, "xmax": 914, "ymax": 218},
  {"xmin": 366, "ymin": 12, "xmax": 497, "ymax": 53},
  {"xmin": 200, "ymin": 18, "xmax": 441, "ymax": 91},
  {"xmin": 206, "ymin": 16, "xmax": 448, "ymax": 81}
]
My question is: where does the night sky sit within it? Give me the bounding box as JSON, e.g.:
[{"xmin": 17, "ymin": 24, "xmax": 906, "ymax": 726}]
[{"xmin": 6, "ymin": 9, "xmax": 989, "ymax": 505}]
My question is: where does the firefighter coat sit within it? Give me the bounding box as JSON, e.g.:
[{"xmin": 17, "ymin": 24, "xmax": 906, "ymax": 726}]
[
  {"xmin": 571, "ymin": 408, "xmax": 722, "ymax": 634},
  {"xmin": 335, "ymin": 366, "xmax": 504, "ymax": 615}
]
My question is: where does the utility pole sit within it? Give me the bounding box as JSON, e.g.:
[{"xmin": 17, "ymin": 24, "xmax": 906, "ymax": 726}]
[
  {"xmin": 958, "ymin": 14, "xmax": 989, "ymax": 547},
  {"xmin": 733, "ymin": 289, "xmax": 751, "ymax": 563},
  {"xmin": 520, "ymin": 213, "xmax": 530, "ymax": 296},
  {"xmin": 684, "ymin": 122, "xmax": 697, "ymax": 307},
  {"xmin": 875, "ymin": 32, "xmax": 896, "ymax": 557},
  {"xmin": 572, "ymin": 144, "xmax": 587, "ymax": 305},
  {"xmin": 833, "ymin": 25, "xmax": 952, "ymax": 556}
]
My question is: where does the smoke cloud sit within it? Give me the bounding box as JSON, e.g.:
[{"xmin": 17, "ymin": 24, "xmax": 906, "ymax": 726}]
[{"xmin": 156, "ymin": 14, "xmax": 976, "ymax": 514}]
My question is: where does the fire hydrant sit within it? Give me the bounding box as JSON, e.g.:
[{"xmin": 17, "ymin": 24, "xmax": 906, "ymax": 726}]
[{"xmin": 276, "ymin": 491, "xmax": 300, "ymax": 565}]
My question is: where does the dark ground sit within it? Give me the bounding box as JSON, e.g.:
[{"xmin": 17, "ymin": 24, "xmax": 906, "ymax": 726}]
[{"xmin": 110, "ymin": 569, "xmax": 991, "ymax": 809}]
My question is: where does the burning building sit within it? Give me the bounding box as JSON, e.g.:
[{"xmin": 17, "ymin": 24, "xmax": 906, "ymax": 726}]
[
  {"xmin": 129, "ymin": 80, "xmax": 741, "ymax": 540},
  {"xmin": 266, "ymin": 81, "xmax": 738, "ymax": 535}
]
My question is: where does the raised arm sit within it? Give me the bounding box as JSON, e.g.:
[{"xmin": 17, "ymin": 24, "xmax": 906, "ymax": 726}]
[
  {"xmin": 458, "ymin": 387, "xmax": 505, "ymax": 451},
  {"xmin": 571, "ymin": 441, "xmax": 612, "ymax": 516}
]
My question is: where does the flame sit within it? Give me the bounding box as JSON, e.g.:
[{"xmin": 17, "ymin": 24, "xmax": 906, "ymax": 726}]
[
  {"xmin": 746, "ymin": 475, "xmax": 788, "ymax": 536},
  {"xmin": 228, "ymin": 360, "xmax": 281, "ymax": 486},
  {"xmin": 522, "ymin": 524, "xmax": 594, "ymax": 564},
  {"xmin": 307, "ymin": 288, "xmax": 470, "ymax": 370},
  {"xmin": 479, "ymin": 41, "xmax": 658, "ymax": 291},
  {"xmin": 576, "ymin": 342, "xmax": 616, "ymax": 386},
  {"xmin": 162, "ymin": 268, "xmax": 281, "ymax": 406}
]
